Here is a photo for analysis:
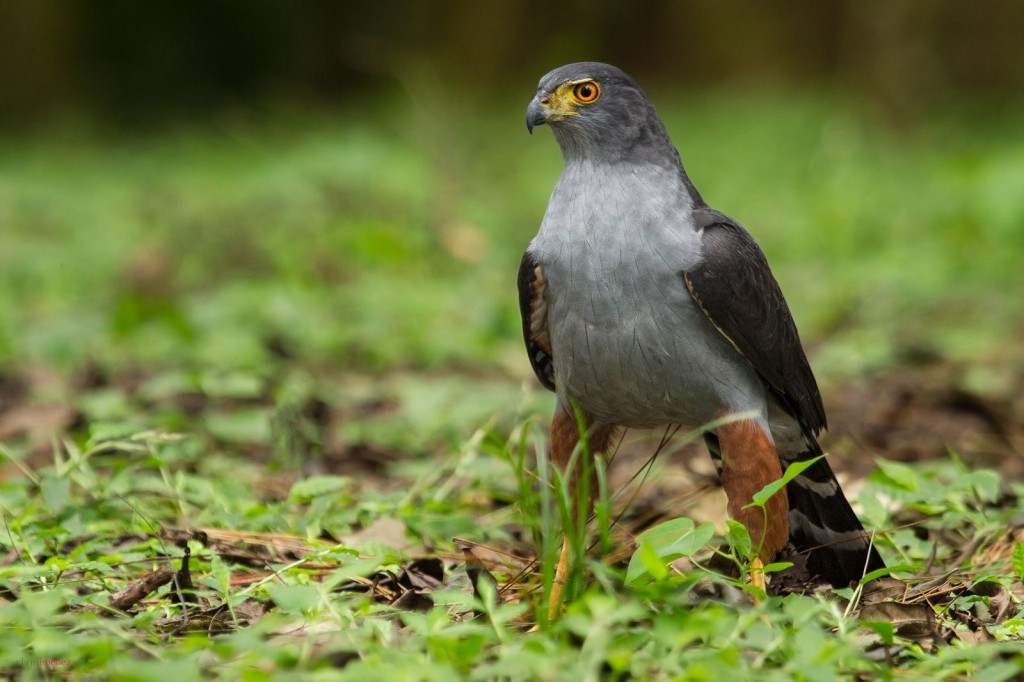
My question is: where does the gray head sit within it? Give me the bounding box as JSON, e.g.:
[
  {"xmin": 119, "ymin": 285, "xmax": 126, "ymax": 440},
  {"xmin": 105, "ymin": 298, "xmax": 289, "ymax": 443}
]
[{"xmin": 526, "ymin": 62, "xmax": 676, "ymax": 165}]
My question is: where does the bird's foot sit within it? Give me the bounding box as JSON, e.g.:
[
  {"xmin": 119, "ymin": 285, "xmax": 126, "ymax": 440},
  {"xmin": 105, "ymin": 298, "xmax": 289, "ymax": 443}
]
[
  {"xmin": 547, "ymin": 540, "xmax": 572, "ymax": 622},
  {"xmin": 749, "ymin": 557, "xmax": 766, "ymax": 603}
]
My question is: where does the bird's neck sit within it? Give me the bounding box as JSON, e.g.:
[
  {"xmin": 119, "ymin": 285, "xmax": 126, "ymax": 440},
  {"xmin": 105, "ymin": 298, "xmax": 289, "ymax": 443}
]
[
  {"xmin": 553, "ymin": 119, "xmax": 674, "ymax": 167},
  {"xmin": 543, "ymin": 158, "xmax": 699, "ymax": 249},
  {"xmin": 553, "ymin": 125, "xmax": 705, "ymax": 209},
  {"xmin": 559, "ymin": 150, "xmax": 702, "ymax": 212}
]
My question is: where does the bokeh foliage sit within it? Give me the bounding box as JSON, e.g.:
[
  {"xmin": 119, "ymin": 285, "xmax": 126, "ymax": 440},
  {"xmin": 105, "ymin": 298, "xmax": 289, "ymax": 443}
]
[
  {"xmin": 1, "ymin": 93, "xmax": 1021, "ymax": 380},
  {"xmin": 2, "ymin": 4, "xmax": 1024, "ymax": 679}
]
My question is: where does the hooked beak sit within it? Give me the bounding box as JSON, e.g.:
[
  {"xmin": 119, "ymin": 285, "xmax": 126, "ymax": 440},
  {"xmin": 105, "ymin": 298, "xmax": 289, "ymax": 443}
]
[{"xmin": 526, "ymin": 98, "xmax": 548, "ymax": 134}]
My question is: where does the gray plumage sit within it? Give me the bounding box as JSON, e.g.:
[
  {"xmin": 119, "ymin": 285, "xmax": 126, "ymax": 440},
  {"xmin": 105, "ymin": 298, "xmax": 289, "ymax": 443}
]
[{"xmin": 520, "ymin": 62, "xmax": 884, "ymax": 585}]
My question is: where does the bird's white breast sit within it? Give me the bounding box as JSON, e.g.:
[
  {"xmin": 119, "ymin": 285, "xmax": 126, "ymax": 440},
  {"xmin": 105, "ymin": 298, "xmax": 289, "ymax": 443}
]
[{"xmin": 530, "ymin": 160, "xmax": 768, "ymax": 429}]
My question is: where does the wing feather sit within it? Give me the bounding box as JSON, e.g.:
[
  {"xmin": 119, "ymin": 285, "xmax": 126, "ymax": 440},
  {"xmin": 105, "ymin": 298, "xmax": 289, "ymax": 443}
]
[
  {"xmin": 518, "ymin": 250, "xmax": 555, "ymax": 392},
  {"xmin": 683, "ymin": 208, "xmax": 827, "ymax": 435}
]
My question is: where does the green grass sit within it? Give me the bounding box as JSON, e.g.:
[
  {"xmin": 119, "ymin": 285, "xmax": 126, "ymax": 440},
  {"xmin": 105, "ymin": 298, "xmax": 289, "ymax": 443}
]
[
  {"xmin": 1, "ymin": 92, "xmax": 1023, "ymax": 679},
  {"xmin": 2, "ymin": 423, "xmax": 1023, "ymax": 679}
]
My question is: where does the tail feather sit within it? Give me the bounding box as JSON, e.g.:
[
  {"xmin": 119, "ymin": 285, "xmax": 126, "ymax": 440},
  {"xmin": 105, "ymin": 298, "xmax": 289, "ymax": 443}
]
[{"xmin": 785, "ymin": 454, "xmax": 885, "ymax": 586}]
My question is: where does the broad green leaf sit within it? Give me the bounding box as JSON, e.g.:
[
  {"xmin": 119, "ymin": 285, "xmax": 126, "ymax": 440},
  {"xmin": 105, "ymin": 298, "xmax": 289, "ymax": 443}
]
[
  {"xmin": 973, "ymin": 661, "xmax": 1023, "ymax": 682},
  {"xmin": 204, "ymin": 408, "xmax": 272, "ymax": 445},
  {"xmin": 961, "ymin": 469, "xmax": 1000, "ymax": 503},
  {"xmin": 265, "ymin": 583, "xmax": 320, "ymax": 616},
  {"xmin": 323, "ymin": 558, "xmax": 388, "ymax": 589},
  {"xmin": 659, "ymin": 522, "xmax": 716, "ymax": 558},
  {"xmin": 40, "ymin": 474, "xmax": 71, "ymax": 513},
  {"xmin": 748, "ymin": 454, "xmax": 827, "ymax": 508},
  {"xmin": 1013, "ymin": 543, "xmax": 1024, "ymax": 582},
  {"xmin": 288, "ymin": 475, "xmax": 352, "ymax": 502},
  {"xmin": 861, "ymin": 620, "xmax": 894, "ymax": 647},
  {"xmin": 626, "ymin": 517, "xmax": 715, "ymax": 585},
  {"xmin": 209, "ymin": 554, "xmax": 232, "ymax": 593},
  {"xmin": 199, "ymin": 370, "xmax": 264, "ymax": 399},
  {"xmin": 870, "ymin": 459, "xmax": 920, "ymax": 492},
  {"xmin": 626, "ymin": 535, "xmax": 671, "ymax": 585},
  {"xmin": 725, "ymin": 520, "xmax": 751, "ymax": 559},
  {"xmin": 635, "ymin": 517, "xmax": 695, "ymax": 547},
  {"xmin": 860, "ymin": 564, "xmax": 919, "ymax": 585}
]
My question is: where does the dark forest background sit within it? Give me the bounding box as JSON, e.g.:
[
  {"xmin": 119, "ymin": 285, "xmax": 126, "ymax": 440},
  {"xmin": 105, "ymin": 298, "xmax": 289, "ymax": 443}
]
[{"xmin": 2, "ymin": 0, "xmax": 1023, "ymax": 127}]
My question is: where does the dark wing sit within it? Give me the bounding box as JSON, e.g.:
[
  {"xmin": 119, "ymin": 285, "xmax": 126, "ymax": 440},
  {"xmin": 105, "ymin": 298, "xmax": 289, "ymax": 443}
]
[
  {"xmin": 517, "ymin": 249, "xmax": 555, "ymax": 392},
  {"xmin": 683, "ymin": 208, "xmax": 827, "ymax": 435}
]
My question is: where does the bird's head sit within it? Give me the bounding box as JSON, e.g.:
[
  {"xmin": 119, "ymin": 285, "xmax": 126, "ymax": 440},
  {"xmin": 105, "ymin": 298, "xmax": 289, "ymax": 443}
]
[{"xmin": 526, "ymin": 62, "xmax": 669, "ymax": 162}]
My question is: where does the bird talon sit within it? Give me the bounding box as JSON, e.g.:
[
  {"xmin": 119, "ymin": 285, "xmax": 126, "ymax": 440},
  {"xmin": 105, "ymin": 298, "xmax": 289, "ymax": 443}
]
[
  {"xmin": 547, "ymin": 540, "xmax": 572, "ymax": 622},
  {"xmin": 750, "ymin": 557, "xmax": 766, "ymax": 601}
]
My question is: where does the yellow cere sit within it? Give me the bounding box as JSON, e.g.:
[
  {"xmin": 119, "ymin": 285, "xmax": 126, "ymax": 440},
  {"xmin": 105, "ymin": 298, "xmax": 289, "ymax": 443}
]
[{"xmin": 541, "ymin": 79, "xmax": 600, "ymax": 119}]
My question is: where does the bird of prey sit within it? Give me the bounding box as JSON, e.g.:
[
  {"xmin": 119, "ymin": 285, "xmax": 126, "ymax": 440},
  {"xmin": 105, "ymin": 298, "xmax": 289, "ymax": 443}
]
[{"xmin": 519, "ymin": 62, "xmax": 884, "ymax": 613}]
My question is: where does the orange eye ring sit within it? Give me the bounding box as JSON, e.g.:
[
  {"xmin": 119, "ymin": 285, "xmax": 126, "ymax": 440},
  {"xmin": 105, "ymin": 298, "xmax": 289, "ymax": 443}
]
[{"xmin": 573, "ymin": 81, "xmax": 600, "ymax": 104}]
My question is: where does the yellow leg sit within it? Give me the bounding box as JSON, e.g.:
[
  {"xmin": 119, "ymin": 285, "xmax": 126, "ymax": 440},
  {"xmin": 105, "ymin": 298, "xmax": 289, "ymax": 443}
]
[
  {"xmin": 548, "ymin": 538, "xmax": 572, "ymax": 621},
  {"xmin": 543, "ymin": 405, "xmax": 614, "ymax": 625},
  {"xmin": 750, "ymin": 556, "xmax": 765, "ymax": 603}
]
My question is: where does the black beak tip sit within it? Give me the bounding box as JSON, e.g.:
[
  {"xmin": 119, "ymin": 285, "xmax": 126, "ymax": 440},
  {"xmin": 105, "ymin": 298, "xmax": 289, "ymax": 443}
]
[{"xmin": 526, "ymin": 99, "xmax": 547, "ymax": 135}]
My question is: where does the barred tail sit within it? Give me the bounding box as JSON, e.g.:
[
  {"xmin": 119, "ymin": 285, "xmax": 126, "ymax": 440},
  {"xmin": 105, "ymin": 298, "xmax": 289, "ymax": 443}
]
[{"xmin": 785, "ymin": 453, "xmax": 885, "ymax": 586}]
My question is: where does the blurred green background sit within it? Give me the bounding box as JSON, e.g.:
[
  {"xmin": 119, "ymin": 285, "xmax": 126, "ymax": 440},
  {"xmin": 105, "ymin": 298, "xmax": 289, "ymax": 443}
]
[
  {"xmin": 2, "ymin": 7, "xmax": 1024, "ymax": 676},
  {"xmin": 1, "ymin": 1, "xmax": 1022, "ymax": 455}
]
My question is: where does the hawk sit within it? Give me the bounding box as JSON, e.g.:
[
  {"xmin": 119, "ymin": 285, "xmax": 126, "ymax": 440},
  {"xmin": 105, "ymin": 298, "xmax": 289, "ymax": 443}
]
[{"xmin": 518, "ymin": 62, "xmax": 884, "ymax": 613}]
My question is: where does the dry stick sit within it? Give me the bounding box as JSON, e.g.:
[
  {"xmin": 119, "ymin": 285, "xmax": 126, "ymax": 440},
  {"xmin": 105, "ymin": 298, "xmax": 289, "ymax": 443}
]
[
  {"xmin": 451, "ymin": 537, "xmax": 536, "ymax": 598},
  {"xmin": 115, "ymin": 493, "xmax": 195, "ymax": 632},
  {"xmin": 902, "ymin": 532, "xmax": 995, "ymax": 601},
  {"xmin": 454, "ymin": 539, "xmax": 500, "ymax": 612},
  {"xmin": 108, "ymin": 568, "xmax": 175, "ymax": 611}
]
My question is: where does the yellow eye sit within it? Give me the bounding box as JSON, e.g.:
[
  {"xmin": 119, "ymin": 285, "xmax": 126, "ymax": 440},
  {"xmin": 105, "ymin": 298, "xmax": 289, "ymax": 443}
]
[{"xmin": 573, "ymin": 81, "xmax": 600, "ymax": 104}]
